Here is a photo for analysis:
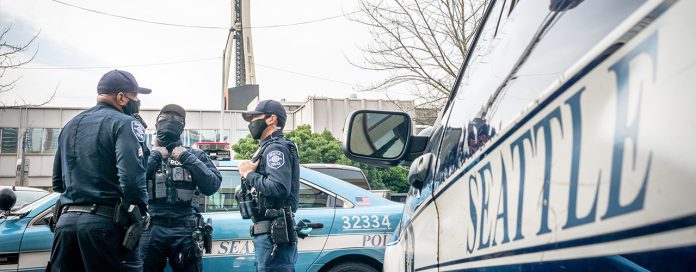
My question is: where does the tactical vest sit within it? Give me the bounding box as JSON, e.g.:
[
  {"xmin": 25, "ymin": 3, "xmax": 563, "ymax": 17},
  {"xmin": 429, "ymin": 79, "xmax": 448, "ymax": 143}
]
[{"xmin": 147, "ymin": 151, "xmax": 200, "ymax": 209}]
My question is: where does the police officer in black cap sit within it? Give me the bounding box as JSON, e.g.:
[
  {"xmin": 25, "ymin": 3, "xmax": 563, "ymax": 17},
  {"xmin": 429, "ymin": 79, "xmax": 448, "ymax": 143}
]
[
  {"xmin": 238, "ymin": 100, "xmax": 300, "ymax": 272},
  {"xmin": 48, "ymin": 69, "xmax": 151, "ymax": 272},
  {"xmin": 139, "ymin": 104, "xmax": 222, "ymax": 272}
]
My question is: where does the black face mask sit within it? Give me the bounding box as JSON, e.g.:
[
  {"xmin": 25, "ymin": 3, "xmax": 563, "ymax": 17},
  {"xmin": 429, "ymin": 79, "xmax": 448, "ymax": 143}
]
[
  {"xmin": 248, "ymin": 119, "xmax": 268, "ymax": 140},
  {"xmin": 122, "ymin": 98, "xmax": 140, "ymax": 116},
  {"xmin": 156, "ymin": 119, "xmax": 184, "ymax": 149}
]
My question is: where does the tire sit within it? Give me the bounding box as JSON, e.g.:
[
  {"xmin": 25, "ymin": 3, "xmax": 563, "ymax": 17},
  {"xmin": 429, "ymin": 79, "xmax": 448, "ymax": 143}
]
[{"xmin": 326, "ymin": 261, "xmax": 379, "ymax": 272}]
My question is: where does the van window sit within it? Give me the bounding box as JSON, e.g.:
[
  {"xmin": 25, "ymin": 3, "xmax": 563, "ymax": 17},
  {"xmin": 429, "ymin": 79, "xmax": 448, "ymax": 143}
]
[
  {"xmin": 432, "ymin": 0, "xmax": 508, "ymax": 185},
  {"xmin": 432, "ymin": 0, "xmax": 645, "ymax": 185},
  {"xmin": 484, "ymin": 0, "xmax": 645, "ymax": 130}
]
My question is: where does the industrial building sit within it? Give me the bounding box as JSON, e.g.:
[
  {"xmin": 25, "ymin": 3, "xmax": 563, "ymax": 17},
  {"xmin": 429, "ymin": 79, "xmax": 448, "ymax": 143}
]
[{"xmin": 0, "ymin": 97, "xmax": 417, "ymax": 189}]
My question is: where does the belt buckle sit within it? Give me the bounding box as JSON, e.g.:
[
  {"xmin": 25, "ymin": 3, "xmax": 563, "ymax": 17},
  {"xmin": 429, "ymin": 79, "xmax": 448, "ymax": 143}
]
[{"xmin": 89, "ymin": 204, "xmax": 98, "ymax": 214}]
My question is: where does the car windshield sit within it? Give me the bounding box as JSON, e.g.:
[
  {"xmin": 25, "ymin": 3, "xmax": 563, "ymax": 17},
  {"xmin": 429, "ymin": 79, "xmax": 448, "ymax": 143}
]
[
  {"xmin": 13, "ymin": 190, "xmax": 50, "ymax": 210},
  {"xmin": 14, "ymin": 192, "xmax": 58, "ymax": 215}
]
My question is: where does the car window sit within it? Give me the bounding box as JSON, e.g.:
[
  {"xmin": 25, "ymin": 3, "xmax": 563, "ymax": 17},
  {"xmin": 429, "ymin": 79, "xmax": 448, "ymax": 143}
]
[
  {"xmin": 298, "ymin": 183, "xmax": 330, "ymax": 209},
  {"xmin": 309, "ymin": 168, "xmax": 370, "ymax": 190},
  {"xmin": 14, "ymin": 190, "xmax": 49, "ymax": 210},
  {"xmin": 205, "ymin": 170, "xmax": 241, "ymax": 212}
]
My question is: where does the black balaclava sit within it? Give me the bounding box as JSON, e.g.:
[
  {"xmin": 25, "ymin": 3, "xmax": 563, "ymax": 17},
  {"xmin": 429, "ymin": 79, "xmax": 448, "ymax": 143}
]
[
  {"xmin": 248, "ymin": 118, "xmax": 268, "ymax": 140},
  {"xmin": 155, "ymin": 104, "xmax": 186, "ymax": 150}
]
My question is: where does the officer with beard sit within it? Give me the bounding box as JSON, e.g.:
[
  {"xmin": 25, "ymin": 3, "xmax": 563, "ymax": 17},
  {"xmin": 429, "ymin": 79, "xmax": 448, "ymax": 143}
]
[
  {"xmin": 238, "ymin": 100, "xmax": 300, "ymax": 272},
  {"xmin": 48, "ymin": 69, "xmax": 150, "ymax": 272},
  {"xmin": 139, "ymin": 104, "xmax": 222, "ymax": 272}
]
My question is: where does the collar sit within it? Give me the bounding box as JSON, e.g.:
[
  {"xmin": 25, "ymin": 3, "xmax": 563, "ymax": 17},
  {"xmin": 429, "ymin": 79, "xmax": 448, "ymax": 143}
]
[{"xmin": 260, "ymin": 130, "xmax": 284, "ymax": 145}]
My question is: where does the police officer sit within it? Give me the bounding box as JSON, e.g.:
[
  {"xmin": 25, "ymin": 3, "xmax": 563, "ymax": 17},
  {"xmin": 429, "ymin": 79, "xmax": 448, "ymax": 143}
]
[
  {"xmin": 238, "ymin": 100, "xmax": 300, "ymax": 272},
  {"xmin": 48, "ymin": 69, "xmax": 151, "ymax": 272},
  {"xmin": 139, "ymin": 104, "xmax": 222, "ymax": 272}
]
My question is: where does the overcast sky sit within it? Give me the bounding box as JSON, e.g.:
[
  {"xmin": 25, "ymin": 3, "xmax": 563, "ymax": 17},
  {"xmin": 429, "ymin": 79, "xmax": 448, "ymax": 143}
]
[{"xmin": 0, "ymin": 0, "xmax": 411, "ymax": 110}]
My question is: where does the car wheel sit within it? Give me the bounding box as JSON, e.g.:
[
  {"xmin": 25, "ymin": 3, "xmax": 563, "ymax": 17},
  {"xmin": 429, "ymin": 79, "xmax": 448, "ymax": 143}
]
[{"xmin": 327, "ymin": 261, "xmax": 378, "ymax": 272}]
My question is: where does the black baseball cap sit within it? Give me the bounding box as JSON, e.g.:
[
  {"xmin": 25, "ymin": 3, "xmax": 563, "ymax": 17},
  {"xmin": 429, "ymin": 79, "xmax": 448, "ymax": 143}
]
[
  {"xmin": 242, "ymin": 100, "xmax": 286, "ymax": 122},
  {"xmin": 159, "ymin": 104, "xmax": 186, "ymax": 118},
  {"xmin": 97, "ymin": 69, "xmax": 152, "ymax": 94}
]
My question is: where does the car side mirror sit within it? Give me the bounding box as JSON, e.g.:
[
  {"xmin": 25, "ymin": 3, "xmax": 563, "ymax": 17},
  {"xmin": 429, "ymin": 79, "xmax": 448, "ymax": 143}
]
[
  {"xmin": 0, "ymin": 188, "xmax": 17, "ymax": 212},
  {"xmin": 408, "ymin": 153, "xmax": 433, "ymax": 190},
  {"xmin": 343, "ymin": 110, "xmax": 414, "ymax": 167}
]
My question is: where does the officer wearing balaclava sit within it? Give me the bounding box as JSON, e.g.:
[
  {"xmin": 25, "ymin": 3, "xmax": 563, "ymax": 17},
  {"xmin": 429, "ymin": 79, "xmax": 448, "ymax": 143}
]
[{"xmin": 138, "ymin": 104, "xmax": 221, "ymax": 272}]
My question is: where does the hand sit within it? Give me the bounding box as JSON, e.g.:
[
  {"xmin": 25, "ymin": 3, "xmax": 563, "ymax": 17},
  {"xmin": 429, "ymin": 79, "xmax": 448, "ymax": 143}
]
[
  {"xmin": 172, "ymin": 147, "xmax": 187, "ymax": 161},
  {"xmin": 152, "ymin": 147, "xmax": 169, "ymax": 160},
  {"xmin": 239, "ymin": 160, "xmax": 260, "ymax": 178}
]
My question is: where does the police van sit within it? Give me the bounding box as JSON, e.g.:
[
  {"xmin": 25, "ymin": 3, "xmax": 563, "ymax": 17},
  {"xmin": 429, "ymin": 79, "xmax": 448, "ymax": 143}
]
[{"xmin": 342, "ymin": 0, "xmax": 696, "ymax": 270}]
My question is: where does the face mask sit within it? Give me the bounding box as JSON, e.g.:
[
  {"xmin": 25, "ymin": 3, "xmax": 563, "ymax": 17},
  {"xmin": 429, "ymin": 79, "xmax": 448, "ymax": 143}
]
[
  {"xmin": 122, "ymin": 97, "xmax": 140, "ymax": 116},
  {"xmin": 248, "ymin": 118, "xmax": 268, "ymax": 140},
  {"xmin": 156, "ymin": 119, "xmax": 184, "ymax": 148}
]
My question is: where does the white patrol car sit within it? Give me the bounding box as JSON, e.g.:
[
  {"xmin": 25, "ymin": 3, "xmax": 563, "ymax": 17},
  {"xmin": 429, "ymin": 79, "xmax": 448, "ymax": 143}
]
[{"xmin": 342, "ymin": 0, "xmax": 696, "ymax": 270}]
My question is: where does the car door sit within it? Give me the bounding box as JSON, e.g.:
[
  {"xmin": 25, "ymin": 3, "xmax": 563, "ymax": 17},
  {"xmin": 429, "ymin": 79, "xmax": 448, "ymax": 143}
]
[
  {"xmin": 202, "ymin": 168, "xmax": 334, "ymax": 271},
  {"xmin": 293, "ymin": 181, "xmax": 335, "ymax": 271}
]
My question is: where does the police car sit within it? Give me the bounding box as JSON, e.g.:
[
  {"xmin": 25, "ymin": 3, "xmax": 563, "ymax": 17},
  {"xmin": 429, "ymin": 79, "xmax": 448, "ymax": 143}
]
[
  {"xmin": 0, "ymin": 161, "xmax": 402, "ymax": 272},
  {"xmin": 342, "ymin": 0, "xmax": 696, "ymax": 270}
]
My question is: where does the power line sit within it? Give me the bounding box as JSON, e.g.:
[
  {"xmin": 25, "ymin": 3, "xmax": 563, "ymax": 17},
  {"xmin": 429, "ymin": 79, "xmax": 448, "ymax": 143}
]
[
  {"xmin": 18, "ymin": 57, "xmax": 221, "ymax": 70},
  {"xmin": 255, "ymin": 63, "xmax": 355, "ymax": 86},
  {"xmin": 53, "ymin": 0, "xmax": 361, "ymax": 30},
  {"xmin": 250, "ymin": 10, "xmax": 361, "ymax": 29},
  {"xmin": 53, "ymin": 0, "xmax": 227, "ymax": 30}
]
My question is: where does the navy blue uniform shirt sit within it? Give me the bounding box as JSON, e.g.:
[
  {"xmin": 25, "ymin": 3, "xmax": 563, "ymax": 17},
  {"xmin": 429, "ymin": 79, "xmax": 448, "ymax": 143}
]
[
  {"xmin": 146, "ymin": 146, "xmax": 222, "ymax": 218},
  {"xmin": 246, "ymin": 131, "xmax": 300, "ymax": 212},
  {"xmin": 52, "ymin": 102, "xmax": 149, "ymax": 207}
]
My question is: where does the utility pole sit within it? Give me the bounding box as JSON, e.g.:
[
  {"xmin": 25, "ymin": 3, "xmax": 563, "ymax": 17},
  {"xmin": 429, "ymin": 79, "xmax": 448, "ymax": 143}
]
[
  {"xmin": 221, "ymin": 0, "xmax": 256, "ymax": 141},
  {"xmin": 18, "ymin": 128, "xmax": 27, "ymax": 186}
]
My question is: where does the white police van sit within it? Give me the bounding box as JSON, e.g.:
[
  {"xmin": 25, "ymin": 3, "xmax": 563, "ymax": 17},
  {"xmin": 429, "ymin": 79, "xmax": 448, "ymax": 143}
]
[{"xmin": 342, "ymin": 0, "xmax": 696, "ymax": 270}]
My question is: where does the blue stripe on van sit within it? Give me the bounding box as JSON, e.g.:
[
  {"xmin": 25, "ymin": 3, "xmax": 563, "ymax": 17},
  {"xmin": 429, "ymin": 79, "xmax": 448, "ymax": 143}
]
[
  {"xmin": 415, "ymin": 213, "xmax": 696, "ymax": 271},
  {"xmin": 443, "ymin": 245, "xmax": 696, "ymax": 271}
]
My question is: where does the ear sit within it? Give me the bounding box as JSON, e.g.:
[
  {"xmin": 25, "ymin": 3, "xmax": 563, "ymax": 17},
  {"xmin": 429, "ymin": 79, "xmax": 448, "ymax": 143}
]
[
  {"xmin": 115, "ymin": 92, "xmax": 128, "ymax": 106},
  {"xmin": 267, "ymin": 114, "xmax": 278, "ymax": 126}
]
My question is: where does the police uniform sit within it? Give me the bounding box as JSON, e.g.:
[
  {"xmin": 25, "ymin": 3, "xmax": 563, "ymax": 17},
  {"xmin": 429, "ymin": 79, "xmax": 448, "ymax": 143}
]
[
  {"xmin": 48, "ymin": 70, "xmax": 151, "ymax": 272},
  {"xmin": 139, "ymin": 105, "xmax": 222, "ymax": 272},
  {"xmin": 241, "ymin": 100, "xmax": 300, "ymax": 272}
]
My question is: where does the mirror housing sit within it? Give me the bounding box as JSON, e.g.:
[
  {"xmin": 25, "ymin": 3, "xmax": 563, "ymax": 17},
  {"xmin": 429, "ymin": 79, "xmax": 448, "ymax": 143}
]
[
  {"xmin": 0, "ymin": 187, "xmax": 17, "ymax": 212},
  {"xmin": 408, "ymin": 153, "xmax": 434, "ymax": 190},
  {"xmin": 343, "ymin": 110, "xmax": 414, "ymax": 167}
]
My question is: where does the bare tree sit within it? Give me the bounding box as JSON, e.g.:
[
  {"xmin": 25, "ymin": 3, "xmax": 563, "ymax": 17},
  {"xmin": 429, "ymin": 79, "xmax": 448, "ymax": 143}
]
[
  {"xmin": 351, "ymin": 0, "xmax": 488, "ymax": 111},
  {"xmin": 0, "ymin": 24, "xmax": 56, "ymax": 108}
]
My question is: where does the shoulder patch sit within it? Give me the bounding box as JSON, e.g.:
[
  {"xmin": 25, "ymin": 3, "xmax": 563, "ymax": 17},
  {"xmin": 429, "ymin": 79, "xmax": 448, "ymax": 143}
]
[
  {"xmin": 131, "ymin": 120, "xmax": 145, "ymax": 143},
  {"xmin": 266, "ymin": 150, "xmax": 285, "ymax": 169}
]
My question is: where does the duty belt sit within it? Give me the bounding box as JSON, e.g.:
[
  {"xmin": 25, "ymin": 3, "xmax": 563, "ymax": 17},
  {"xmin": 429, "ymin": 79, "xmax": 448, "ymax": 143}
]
[
  {"xmin": 62, "ymin": 204, "xmax": 115, "ymax": 218},
  {"xmin": 250, "ymin": 220, "xmax": 271, "ymax": 236},
  {"xmin": 150, "ymin": 216, "xmax": 197, "ymax": 227}
]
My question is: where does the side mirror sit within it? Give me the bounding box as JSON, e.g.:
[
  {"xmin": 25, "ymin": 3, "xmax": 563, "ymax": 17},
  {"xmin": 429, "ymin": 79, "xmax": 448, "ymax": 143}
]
[
  {"xmin": 0, "ymin": 188, "xmax": 17, "ymax": 212},
  {"xmin": 408, "ymin": 153, "xmax": 433, "ymax": 190},
  {"xmin": 343, "ymin": 110, "xmax": 413, "ymax": 167}
]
